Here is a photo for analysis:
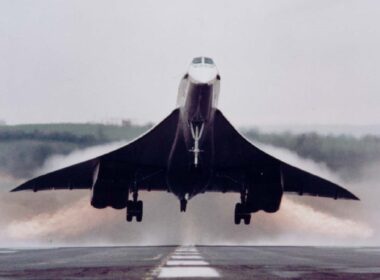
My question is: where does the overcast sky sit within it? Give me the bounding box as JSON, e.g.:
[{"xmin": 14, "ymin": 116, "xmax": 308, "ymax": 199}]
[{"xmin": 1, "ymin": 1, "xmax": 380, "ymax": 126}]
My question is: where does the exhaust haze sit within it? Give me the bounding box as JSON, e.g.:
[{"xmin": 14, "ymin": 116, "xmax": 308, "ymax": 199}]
[
  {"xmin": 1, "ymin": 0, "xmax": 380, "ymax": 247},
  {"xmin": 0, "ymin": 142, "xmax": 377, "ymax": 247}
]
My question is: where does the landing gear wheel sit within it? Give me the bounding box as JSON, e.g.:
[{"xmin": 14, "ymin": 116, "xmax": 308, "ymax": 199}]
[
  {"xmin": 234, "ymin": 215, "xmax": 241, "ymax": 225},
  {"xmin": 234, "ymin": 203, "xmax": 242, "ymax": 225},
  {"xmin": 136, "ymin": 201, "xmax": 143, "ymax": 222},
  {"xmin": 180, "ymin": 199, "xmax": 187, "ymax": 212},
  {"xmin": 234, "ymin": 203, "xmax": 251, "ymax": 225},
  {"xmin": 243, "ymin": 214, "xmax": 251, "ymax": 225},
  {"xmin": 126, "ymin": 200, "xmax": 133, "ymax": 222},
  {"xmin": 137, "ymin": 200, "xmax": 143, "ymax": 211},
  {"xmin": 126, "ymin": 200, "xmax": 143, "ymax": 222},
  {"xmin": 126, "ymin": 213, "xmax": 133, "ymax": 222}
]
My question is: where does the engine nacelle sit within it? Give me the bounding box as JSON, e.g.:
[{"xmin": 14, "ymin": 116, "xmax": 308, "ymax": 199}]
[
  {"xmin": 246, "ymin": 165, "xmax": 283, "ymax": 213},
  {"xmin": 91, "ymin": 180, "xmax": 129, "ymax": 209},
  {"xmin": 90, "ymin": 162, "xmax": 129, "ymax": 209}
]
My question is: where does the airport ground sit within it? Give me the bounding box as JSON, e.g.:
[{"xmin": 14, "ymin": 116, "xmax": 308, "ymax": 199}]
[{"xmin": 0, "ymin": 246, "xmax": 380, "ymax": 279}]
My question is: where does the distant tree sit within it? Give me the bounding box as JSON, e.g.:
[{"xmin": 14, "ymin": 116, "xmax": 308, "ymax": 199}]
[
  {"xmin": 244, "ymin": 129, "xmax": 380, "ymax": 179},
  {"xmin": 121, "ymin": 119, "xmax": 132, "ymax": 127}
]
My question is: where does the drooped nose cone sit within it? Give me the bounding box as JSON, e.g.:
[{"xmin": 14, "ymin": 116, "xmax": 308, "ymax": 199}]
[{"xmin": 188, "ymin": 59, "xmax": 218, "ymax": 84}]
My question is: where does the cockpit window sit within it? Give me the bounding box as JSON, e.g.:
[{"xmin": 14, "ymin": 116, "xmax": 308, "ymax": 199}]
[
  {"xmin": 204, "ymin": 57, "xmax": 214, "ymax": 65},
  {"xmin": 192, "ymin": 57, "xmax": 202, "ymax": 64}
]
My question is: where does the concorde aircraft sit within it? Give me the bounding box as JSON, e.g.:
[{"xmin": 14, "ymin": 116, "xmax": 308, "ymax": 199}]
[{"xmin": 12, "ymin": 57, "xmax": 359, "ymax": 224}]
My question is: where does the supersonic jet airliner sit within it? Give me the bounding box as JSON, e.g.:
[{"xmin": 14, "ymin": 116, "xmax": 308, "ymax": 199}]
[{"xmin": 12, "ymin": 57, "xmax": 358, "ymax": 225}]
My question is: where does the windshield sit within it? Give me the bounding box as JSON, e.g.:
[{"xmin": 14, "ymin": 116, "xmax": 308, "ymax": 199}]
[
  {"xmin": 204, "ymin": 57, "xmax": 214, "ymax": 65},
  {"xmin": 192, "ymin": 57, "xmax": 202, "ymax": 64}
]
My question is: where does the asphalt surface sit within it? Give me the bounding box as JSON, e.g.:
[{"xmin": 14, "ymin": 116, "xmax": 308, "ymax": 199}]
[{"xmin": 0, "ymin": 246, "xmax": 380, "ymax": 279}]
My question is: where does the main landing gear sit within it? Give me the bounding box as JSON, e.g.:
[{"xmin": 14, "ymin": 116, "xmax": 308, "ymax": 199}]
[
  {"xmin": 126, "ymin": 190, "xmax": 143, "ymax": 222},
  {"xmin": 234, "ymin": 187, "xmax": 252, "ymax": 225}
]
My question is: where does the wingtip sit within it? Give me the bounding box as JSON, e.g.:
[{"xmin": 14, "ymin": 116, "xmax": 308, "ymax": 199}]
[
  {"xmin": 345, "ymin": 191, "xmax": 360, "ymax": 201},
  {"xmin": 338, "ymin": 186, "xmax": 360, "ymax": 201},
  {"xmin": 10, "ymin": 185, "xmax": 26, "ymax": 192},
  {"xmin": 10, "ymin": 181, "xmax": 34, "ymax": 193}
]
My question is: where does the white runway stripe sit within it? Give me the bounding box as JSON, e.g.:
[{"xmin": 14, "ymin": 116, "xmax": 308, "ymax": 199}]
[
  {"xmin": 172, "ymin": 253, "xmax": 200, "ymax": 256},
  {"xmin": 166, "ymin": 260, "xmax": 209, "ymax": 266},
  {"xmin": 157, "ymin": 246, "xmax": 220, "ymax": 278},
  {"xmin": 172, "ymin": 252, "xmax": 200, "ymax": 255},
  {"xmin": 174, "ymin": 251, "xmax": 199, "ymax": 254},
  {"xmin": 175, "ymin": 249, "xmax": 198, "ymax": 252},
  {"xmin": 158, "ymin": 267, "xmax": 220, "ymax": 278},
  {"xmin": 171, "ymin": 255, "xmax": 203, "ymax": 259}
]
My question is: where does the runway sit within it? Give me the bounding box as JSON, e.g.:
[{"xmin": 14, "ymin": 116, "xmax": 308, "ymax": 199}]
[{"xmin": 0, "ymin": 246, "xmax": 380, "ymax": 279}]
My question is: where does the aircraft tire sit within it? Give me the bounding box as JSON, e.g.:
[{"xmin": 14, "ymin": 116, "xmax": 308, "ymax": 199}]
[
  {"xmin": 234, "ymin": 203, "xmax": 242, "ymax": 225},
  {"xmin": 136, "ymin": 201, "xmax": 143, "ymax": 222},
  {"xmin": 180, "ymin": 199, "xmax": 187, "ymax": 212},
  {"xmin": 126, "ymin": 213, "xmax": 133, "ymax": 222},
  {"xmin": 243, "ymin": 214, "xmax": 251, "ymax": 225}
]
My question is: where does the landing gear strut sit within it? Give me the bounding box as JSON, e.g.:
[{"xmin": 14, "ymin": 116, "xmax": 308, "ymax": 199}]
[
  {"xmin": 189, "ymin": 122, "xmax": 204, "ymax": 168},
  {"xmin": 126, "ymin": 189, "xmax": 143, "ymax": 222},
  {"xmin": 234, "ymin": 186, "xmax": 251, "ymax": 225}
]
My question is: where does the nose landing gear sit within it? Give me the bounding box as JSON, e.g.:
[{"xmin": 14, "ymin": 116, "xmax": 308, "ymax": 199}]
[
  {"xmin": 126, "ymin": 189, "xmax": 143, "ymax": 222},
  {"xmin": 234, "ymin": 186, "xmax": 251, "ymax": 225},
  {"xmin": 180, "ymin": 199, "xmax": 187, "ymax": 212},
  {"xmin": 234, "ymin": 203, "xmax": 251, "ymax": 225},
  {"xmin": 189, "ymin": 122, "xmax": 204, "ymax": 168}
]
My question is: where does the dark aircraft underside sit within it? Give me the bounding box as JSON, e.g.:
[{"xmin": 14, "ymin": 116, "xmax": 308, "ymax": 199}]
[
  {"xmin": 11, "ymin": 57, "xmax": 358, "ymax": 225},
  {"xmin": 11, "ymin": 108, "xmax": 358, "ymax": 225}
]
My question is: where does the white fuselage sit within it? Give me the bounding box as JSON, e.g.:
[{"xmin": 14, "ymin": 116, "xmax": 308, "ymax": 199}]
[
  {"xmin": 176, "ymin": 58, "xmax": 220, "ymax": 112},
  {"xmin": 167, "ymin": 57, "xmax": 221, "ymax": 198}
]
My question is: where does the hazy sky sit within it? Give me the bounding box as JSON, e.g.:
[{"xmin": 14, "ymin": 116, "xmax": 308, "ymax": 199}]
[{"xmin": 1, "ymin": 1, "xmax": 380, "ymax": 126}]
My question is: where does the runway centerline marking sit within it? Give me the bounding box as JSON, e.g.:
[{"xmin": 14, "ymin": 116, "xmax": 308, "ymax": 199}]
[
  {"xmin": 166, "ymin": 260, "xmax": 209, "ymax": 266},
  {"xmin": 157, "ymin": 246, "xmax": 220, "ymax": 278},
  {"xmin": 171, "ymin": 255, "xmax": 203, "ymax": 259},
  {"xmin": 158, "ymin": 267, "xmax": 220, "ymax": 278}
]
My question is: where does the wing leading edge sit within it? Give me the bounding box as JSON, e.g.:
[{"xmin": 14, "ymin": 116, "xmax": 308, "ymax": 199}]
[
  {"xmin": 11, "ymin": 109, "xmax": 180, "ymax": 193},
  {"xmin": 212, "ymin": 110, "xmax": 359, "ymax": 201},
  {"xmin": 12, "ymin": 108, "xmax": 358, "ymax": 201}
]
